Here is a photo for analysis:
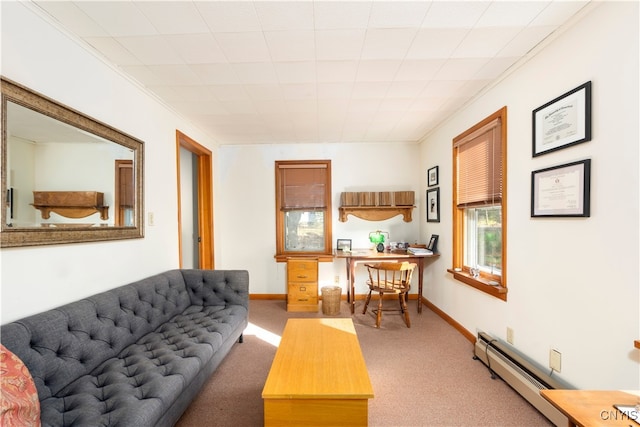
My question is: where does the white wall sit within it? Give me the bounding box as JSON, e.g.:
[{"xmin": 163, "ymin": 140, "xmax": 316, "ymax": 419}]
[
  {"xmin": 214, "ymin": 142, "xmax": 423, "ymax": 296},
  {"xmin": 0, "ymin": 2, "xmax": 214, "ymax": 322},
  {"xmin": 418, "ymin": 2, "xmax": 639, "ymax": 390}
]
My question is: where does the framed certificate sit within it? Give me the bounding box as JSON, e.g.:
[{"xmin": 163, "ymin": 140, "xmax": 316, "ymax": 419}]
[
  {"xmin": 532, "ymin": 81, "xmax": 592, "ymax": 157},
  {"xmin": 531, "ymin": 159, "xmax": 591, "ymax": 217}
]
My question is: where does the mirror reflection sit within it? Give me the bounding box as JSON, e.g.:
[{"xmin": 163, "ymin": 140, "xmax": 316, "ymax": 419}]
[
  {"xmin": 1, "ymin": 78, "xmax": 144, "ymax": 247},
  {"xmin": 6, "ymin": 101, "xmax": 135, "ymax": 228}
]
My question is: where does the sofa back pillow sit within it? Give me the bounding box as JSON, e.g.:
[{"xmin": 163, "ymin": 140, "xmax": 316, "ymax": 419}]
[{"xmin": 0, "ymin": 344, "xmax": 40, "ymax": 427}]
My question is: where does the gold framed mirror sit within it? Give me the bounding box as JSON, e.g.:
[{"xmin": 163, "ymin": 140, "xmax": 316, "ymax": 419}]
[{"xmin": 1, "ymin": 78, "xmax": 144, "ymax": 247}]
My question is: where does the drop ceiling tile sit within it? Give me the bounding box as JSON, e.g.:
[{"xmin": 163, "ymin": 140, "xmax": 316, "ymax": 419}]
[
  {"xmin": 406, "ymin": 28, "xmax": 468, "ymax": 59},
  {"xmin": 315, "ymin": 29, "xmax": 367, "ymax": 61},
  {"xmin": 316, "ymin": 61, "xmax": 359, "ymax": 83},
  {"xmin": 74, "ymin": 1, "xmax": 157, "ymax": 37},
  {"xmin": 281, "ymin": 83, "xmax": 317, "ymax": 100},
  {"xmin": 195, "ymin": 2, "xmax": 261, "ymax": 32},
  {"xmin": 220, "ymin": 100, "xmax": 258, "ymax": 114},
  {"xmin": 135, "ymin": 1, "xmax": 209, "ymax": 34},
  {"xmin": 254, "ymin": 2, "xmax": 314, "ymax": 31},
  {"xmin": 395, "ymin": 59, "xmax": 445, "ymax": 81},
  {"xmin": 190, "ymin": 63, "xmax": 241, "ymax": 85},
  {"xmin": 209, "ymin": 85, "xmax": 250, "ymax": 102},
  {"xmin": 244, "ymin": 84, "xmax": 284, "ymax": 101},
  {"xmin": 165, "ymin": 34, "xmax": 226, "ymax": 64},
  {"xmin": 351, "ymin": 82, "xmax": 391, "ymax": 99},
  {"xmin": 360, "ymin": 28, "xmax": 418, "ymax": 60},
  {"xmin": 313, "ymin": 2, "xmax": 373, "ymax": 30},
  {"xmin": 453, "ymin": 27, "xmax": 522, "ymax": 58},
  {"xmin": 147, "ymin": 64, "xmax": 203, "ymax": 86},
  {"xmin": 116, "ymin": 36, "xmax": 184, "ymax": 65},
  {"xmin": 386, "ymin": 81, "xmax": 429, "ymax": 98},
  {"xmin": 264, "ymin": 31, "xmax": 315, "ymax": 62},
  {"xmin": 355, "ymin": 60, "xmax": 402, "ymax": 82},
  {"xmin": 317, "ymin": 83, "xmax": 354, "ymax": 99},
  {"xmin": 433, "ymin": 58, "xmax": 490, "ymax": 80},
  {"xmin": 214, "ymin": 32, "xmax": 270, "ymax": 63},
  {"xmin": 368, "ymin": 2, "xmax": 430, "ymax": 28},
  {"xmin": 274, "ymin": 62, "xmax": 316, "ymax": 84},
  {"xmin": 476, "ymin": 1, "xmax": 548, "ymax": 27},
  {"xmin": 421, "ymin": 1, "xmax": 490, "ymax": 29},
  {"xmin": 120, "ymin": 65, "xmax": 164, "ymax": 86},
  {"xmin": 473, "ymin": 57, "xmax": 516, "ymax": 80},
  {"xmin": 253, "ymin": 100, "xmax": 288, "ymax": 114},
  {"xmin": 232, "ymin": 62, "xmax": 279, "ymax": 84}
]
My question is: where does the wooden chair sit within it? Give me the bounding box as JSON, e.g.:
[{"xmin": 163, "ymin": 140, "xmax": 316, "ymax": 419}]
[{"xmin": 362, "ymin": 262, "xmax": 417, "ymax": 328}]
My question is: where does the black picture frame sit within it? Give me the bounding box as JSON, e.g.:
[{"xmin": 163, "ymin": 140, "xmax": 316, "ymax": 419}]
[
  {"xmin": 336, "ymin": 238, "xmax": 352, "ymax": 251},
  {"xmin": 427, "ymin": 166, "xmax": 439, "ymax": 187},
  {"xmin": 426, "ymin": 234, "xmax": 439, "ymax": 252},
  {"xmin": 531, "ymin": 159, "xmax": 591, "ymax": 217},
  {"xmin": 532, "ymin": 81, "xmax": 592, "ymax": 157},
  {"xmin": 426, "ymin": 187, "xmax": 440, "ymax": 223}
]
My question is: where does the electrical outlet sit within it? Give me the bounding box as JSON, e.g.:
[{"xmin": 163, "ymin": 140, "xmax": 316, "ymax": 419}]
[
  {"xmin": 148, "ymin": 212, "xmax": 155, "ymax": 226},
  {"xmin": 506, "ymin": 327, "xmax": 514, "ymax": 344},
  {"xmin": 549, "ymin": 349, "xmax": 562, "ymax": 372},
  {"xmin": 334, "ymin": 276, "xmax": 340, "ymax": 284}
]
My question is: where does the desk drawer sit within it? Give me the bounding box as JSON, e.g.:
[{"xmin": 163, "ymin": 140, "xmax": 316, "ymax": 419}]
[
  {"xmin": 287, "ymin": 260, "xmax": 318, "ymax": 282},
  {"xmin": 288, "ymin": 284, "xmax": 318, "ymax": 304}
]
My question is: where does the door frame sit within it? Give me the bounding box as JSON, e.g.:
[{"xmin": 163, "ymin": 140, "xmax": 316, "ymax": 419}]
[{"xmin": 176, "ymin": 130, "xmax": 214, "ymax": 269}]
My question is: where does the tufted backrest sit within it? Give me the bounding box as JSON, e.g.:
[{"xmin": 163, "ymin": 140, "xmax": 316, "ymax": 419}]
[
  {"xmin": 0, "ymin": 270, "xmax": 191, "ymax": 400},
  {"xmin": 181, "ymin": 269, "xmax": 249, "ymax": 310}
]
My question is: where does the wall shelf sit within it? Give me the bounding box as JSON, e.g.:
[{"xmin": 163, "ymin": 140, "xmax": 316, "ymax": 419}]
[
  {"xmin": 339, "ymin": 191, "xmax": 415, "ymax": 222},
  {"xmin": 32, "ymin": 191, "xmax": 109, "ymax": 220},
  {"xmin": 339, "ymin": 206, "xmax": 415, "ymax": 222}
]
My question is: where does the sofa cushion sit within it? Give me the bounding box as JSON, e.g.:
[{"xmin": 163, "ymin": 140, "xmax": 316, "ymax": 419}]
[
  {"xmin": 0, "ymin": 344, "xmax": 40, "ymax": 427},
  {"xmin": 36, "ymin": 303, "xmax": 248, "ymax": 426}
]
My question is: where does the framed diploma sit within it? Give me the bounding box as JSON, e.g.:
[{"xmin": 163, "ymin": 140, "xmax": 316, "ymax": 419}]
[
  {"xmin": 532, "ymin": 81, "xmax": 591, "ymax": 157},
  {"xmin": 531, "ymin": 159, "xmax": 591, "ymax": 217}
]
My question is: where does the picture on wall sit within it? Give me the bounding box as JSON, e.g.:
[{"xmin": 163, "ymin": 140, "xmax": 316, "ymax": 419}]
[
  {"xmin": 531, "ymin": 159, "xmax": 591, "ymax": 217},
  {"xmin": 428, "ymin": 166, "xmax": 439, "ymax": 187},
  {"xmin": 532, "ymin": 81, "xmax": 592, "ymax": 157},
  {"xmin": 426, "ymin": 187, "xmax": 440, "ymax": 223}
]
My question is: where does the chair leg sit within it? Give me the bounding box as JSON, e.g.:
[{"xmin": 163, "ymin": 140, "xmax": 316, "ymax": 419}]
[
  {"xmin": 376, "ymin": 292, "xmax": 383, "ymax": 328},
  {"xmin": 362, "ymin": 291, "xmax": 372, "ymax": 314},
  {"xmin": 399, "ymin": 293, "xmax": 411, "ymax": 328}
]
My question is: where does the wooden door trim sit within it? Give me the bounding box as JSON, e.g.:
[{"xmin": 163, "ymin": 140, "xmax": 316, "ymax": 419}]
[{"xmin": 176, "ymin": 130, "xmax": 214, "ymax": 269}]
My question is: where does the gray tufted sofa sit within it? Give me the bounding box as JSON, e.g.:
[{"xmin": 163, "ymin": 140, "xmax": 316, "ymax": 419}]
[{"xmin": 0, "ymin": 269, "xmax": 249, "ymax": 427}]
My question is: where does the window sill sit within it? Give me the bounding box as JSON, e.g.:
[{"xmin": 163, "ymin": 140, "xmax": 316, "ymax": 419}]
[{"xmin": 447, "ymin": 268, "xmax": 507, "ymax": 301}]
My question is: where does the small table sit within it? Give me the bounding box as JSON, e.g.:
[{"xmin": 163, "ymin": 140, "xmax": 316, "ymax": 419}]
[
  {"xmin": 540, "ymin": 389, "xmax": 640, "ymax": 427},
  {"xmin": 334, "ymin": 249, "xmax": 439, "ymax": 314},
  {"xmin": 262, "ymin": 318, "xmax": 374, "ymax": 426}
]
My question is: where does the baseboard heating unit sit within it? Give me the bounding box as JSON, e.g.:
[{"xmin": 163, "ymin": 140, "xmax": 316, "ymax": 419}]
[{"xmin": 474, "ymin": 331, "xmax": 572, "ymax": 427}]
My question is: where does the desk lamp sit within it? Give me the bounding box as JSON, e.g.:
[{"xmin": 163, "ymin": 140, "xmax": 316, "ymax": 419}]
[{"xmin": 369, "ymin": 230, "xmax": 389, "ymax": 252}]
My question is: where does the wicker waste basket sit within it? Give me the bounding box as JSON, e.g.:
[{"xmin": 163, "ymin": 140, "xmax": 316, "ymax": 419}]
[{"xmin": 321, "ymin": 286, "xmax": 341, "ymax": 316}]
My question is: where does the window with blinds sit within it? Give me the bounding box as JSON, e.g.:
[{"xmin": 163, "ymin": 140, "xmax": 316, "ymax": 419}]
[
  {"xmin": 452, "ymin": 107, "xmax": 507, "ymax": 301},
  {"xmin": 275, "ymin": 160, "xmax": 332, "ymax": 261}
]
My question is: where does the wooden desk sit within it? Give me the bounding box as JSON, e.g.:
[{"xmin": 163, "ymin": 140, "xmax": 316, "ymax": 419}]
[
  {"xmin": 262, "ymin": 318, "xmax": 374, "ymax": 426},
  {"xmin": 540, "ymin": 389, "xmax": 639, "ymax": 427},
  {"xmin": 334, "ymin": 249, "xmax": 439, "ymax": 314}
]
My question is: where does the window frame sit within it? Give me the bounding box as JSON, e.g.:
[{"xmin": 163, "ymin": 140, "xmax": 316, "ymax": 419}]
[
  {"xmin": 450, "ymin": 107, "xmax": 508, "ymax": 301},
  {"xmin": 275, "ymin": 160, "xmax": 333, "ymax": 262}
]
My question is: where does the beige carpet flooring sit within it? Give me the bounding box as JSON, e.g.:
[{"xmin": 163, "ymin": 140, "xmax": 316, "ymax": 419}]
[{"xmin": 176, "ymin": 299, "xmax": 553, "ymax": 426}]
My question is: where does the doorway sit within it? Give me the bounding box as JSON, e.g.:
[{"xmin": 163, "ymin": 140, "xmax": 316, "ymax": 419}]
[{"xmin": 176, "ymin": 131, "xmax": 214, "ymax": 269}]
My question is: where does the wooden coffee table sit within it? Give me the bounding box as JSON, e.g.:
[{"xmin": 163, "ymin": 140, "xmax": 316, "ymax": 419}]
[{"xmin": 262, "ymin": 318, "xmax": 374, "ymax": 426}]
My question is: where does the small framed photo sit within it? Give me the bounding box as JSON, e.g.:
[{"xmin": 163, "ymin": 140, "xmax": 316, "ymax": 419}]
[
  {"xmin": 336, "ymin": 239, "xmax": 352, "ymax": 251},
  {"xmin": 426, "ymin": 187, "xmax": 440, "ymax": 223},
  {"xmin": 531, "ymin": 159, "xmax": 591, "ymax": 217},
  {"xmin": 427, "ymin": 166, "xmax": 439, "ymax": 187},
  {"xmin": 532, "ymin": 81, "xmax": 592, "ymax": 157},
  {"xmin": 426, "ymin": 234, "xmax": 439, "ymax": 252}
]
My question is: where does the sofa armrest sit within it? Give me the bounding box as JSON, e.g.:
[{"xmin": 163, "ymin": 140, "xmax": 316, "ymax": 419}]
[{"xmin": 180, "ymin": 270, "xmax": 249, "ymax": 309}]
